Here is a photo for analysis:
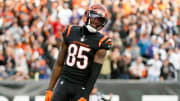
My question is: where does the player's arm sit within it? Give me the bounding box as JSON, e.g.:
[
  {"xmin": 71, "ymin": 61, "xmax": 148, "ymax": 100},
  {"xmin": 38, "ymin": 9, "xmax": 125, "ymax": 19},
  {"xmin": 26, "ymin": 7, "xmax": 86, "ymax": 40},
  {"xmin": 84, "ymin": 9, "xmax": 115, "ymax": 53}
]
[
  {"xmin": 78, "ymin": 36, "xmax": 112, "ymax": 101},
  {"xmin": 47, "ymin": 25, "xmax": 71, "ymax": 90},
  {"xmin": 47, "ymin": 39, "xmax": 67, "ymax": 90},
  {"xmin": 81, "ymin": 49, "xmax": 107, "ymax": 99},
  {"xmin": 81, "ymin": 37, "xmax": 112, "ymax": 98},
  {"xmin": 45, "ymin": 39, "xmax": 67, "ymax": 101}
]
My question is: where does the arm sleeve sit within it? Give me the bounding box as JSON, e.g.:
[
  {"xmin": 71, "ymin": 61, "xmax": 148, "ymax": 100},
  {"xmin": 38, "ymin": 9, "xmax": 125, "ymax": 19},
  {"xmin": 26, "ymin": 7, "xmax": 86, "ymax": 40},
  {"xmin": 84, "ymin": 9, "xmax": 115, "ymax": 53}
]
[{"xmin": 82, "ymin": 62, "xmax": 102, "ymax": 99}]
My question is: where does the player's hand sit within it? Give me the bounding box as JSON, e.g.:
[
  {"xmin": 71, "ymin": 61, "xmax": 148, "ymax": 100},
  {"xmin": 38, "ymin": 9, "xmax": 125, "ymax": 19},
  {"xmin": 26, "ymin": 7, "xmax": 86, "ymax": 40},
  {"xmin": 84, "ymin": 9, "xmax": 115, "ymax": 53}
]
[
  {"xmin": 45, "ymin": 90, "xmax": 53, "ymax": 101},
  {"xmin": 78, "ymin": 97, "xmax": 87, "ymax": 101}
]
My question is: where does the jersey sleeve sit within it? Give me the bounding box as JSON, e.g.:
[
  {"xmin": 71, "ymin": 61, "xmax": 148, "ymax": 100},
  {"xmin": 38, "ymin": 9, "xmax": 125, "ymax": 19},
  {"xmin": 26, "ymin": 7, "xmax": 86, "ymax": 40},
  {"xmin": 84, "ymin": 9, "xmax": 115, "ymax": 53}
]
[
  {"xmin": 62, "ymin": 25, "xmax": 72, "ymax": 44},
  {"xmin": 99, "ymin": 36, "xmax": 112, "ymax": 50}
]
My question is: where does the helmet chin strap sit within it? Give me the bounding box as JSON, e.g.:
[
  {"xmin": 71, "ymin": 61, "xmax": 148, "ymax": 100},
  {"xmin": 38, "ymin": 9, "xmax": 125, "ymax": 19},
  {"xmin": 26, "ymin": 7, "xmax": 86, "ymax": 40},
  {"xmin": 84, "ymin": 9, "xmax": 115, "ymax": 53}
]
[{"xmin": 86, "ymin": 25, "xmax": 97, "ymax": 33}]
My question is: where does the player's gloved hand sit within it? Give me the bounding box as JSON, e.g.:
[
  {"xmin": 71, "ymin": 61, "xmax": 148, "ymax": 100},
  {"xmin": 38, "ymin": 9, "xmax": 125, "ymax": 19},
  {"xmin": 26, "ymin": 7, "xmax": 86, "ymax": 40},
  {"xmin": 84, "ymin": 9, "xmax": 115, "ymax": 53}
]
[
  {"xmin": 45, "ymin": 90, "xmax": 53, "ymax": 101},
  {"xmin": 78, "ymin": 97, "xmax": 87, "ymax": 101}
]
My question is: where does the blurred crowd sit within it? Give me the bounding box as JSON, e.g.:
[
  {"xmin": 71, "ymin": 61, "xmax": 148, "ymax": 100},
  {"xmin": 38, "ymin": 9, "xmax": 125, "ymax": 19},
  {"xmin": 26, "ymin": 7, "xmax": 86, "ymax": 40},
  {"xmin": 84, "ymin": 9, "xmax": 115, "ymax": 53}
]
[{"xmin": 0, "ymin": 0, "xmax": 180, "ymax": 82}]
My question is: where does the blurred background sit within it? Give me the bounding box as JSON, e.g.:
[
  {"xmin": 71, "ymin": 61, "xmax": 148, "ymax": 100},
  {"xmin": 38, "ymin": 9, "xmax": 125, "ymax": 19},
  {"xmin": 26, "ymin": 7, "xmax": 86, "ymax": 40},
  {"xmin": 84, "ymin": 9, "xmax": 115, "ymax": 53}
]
[{"xmin": 0, "ymin": 0, "xmax": 180, "ymax": 101}]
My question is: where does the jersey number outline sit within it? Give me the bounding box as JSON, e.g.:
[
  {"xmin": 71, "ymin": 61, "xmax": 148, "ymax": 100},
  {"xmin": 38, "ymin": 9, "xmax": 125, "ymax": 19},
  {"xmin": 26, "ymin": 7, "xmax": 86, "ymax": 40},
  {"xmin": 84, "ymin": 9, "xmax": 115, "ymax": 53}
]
[{"xmin": 66, "ymin": 44, "xmax": 91, "ymax": 69}]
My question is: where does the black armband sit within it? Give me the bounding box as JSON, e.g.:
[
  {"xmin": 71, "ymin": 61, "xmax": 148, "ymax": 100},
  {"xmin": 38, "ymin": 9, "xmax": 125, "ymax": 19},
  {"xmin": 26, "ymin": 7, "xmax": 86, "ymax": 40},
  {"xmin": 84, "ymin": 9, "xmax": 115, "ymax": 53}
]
[{"xmin": 82, "ymin": 62, "xmax": 102, "ymax": 98}]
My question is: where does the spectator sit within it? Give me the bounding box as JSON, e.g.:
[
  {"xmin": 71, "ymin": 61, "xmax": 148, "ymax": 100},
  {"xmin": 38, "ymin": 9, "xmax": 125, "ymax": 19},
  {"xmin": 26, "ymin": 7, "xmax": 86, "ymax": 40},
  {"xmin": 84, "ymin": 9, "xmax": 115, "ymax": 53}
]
[
  {"xmin": 51, "ymin": 18, "xmax": 64, "ymax": 38},
  {"xmin": 130, "ymin": 39, "xmax": 140, "ymax": 60},
  {"xmin": 129, "ymin": 56, "xmax": 146, "ymax": 79},
  {"xmin": 168, "ymin": 47, "xmax": 180, "ymax": 70},
  {"xmin": 159, "ymin": 43, "xmax": 168, "ymax": 61},
  {"xmin": 8, "ymin": 20, "xmax": 23, "ymax": 42},
  {"xmin": 160, "ymin": 59, "xmax": 175, "ymax": 81},
  {"xmin": 58, "ymin": 2, "xmax": 72, "ymax": 26},
  {"xmin": 147, "ymin": 53, "xmax": 162, "ymax": 81},
  {"xmin": 110, "ymin": 46, "xmax": 121, "ymax": 79},
  {"xmin": 138, "ymin": 33, "xmax": 151, "ymax": 58},
  {"xmin": 15, "ymin": 48, "xmax": 28, "ymax": 75},
  {"xmin": 4, "ymin": 47, "xmax": 15, "ymax": 77},
  {"xmin": 119, "ymin": 51, "xmax": 132, "ymax": 79},
  {"xmin": 146, "ymin": 36, "xmax": 157, "ymax": 59},
  {"xmin": 38, "ymin": 59, "xmax": 50, "ymax": 80}
]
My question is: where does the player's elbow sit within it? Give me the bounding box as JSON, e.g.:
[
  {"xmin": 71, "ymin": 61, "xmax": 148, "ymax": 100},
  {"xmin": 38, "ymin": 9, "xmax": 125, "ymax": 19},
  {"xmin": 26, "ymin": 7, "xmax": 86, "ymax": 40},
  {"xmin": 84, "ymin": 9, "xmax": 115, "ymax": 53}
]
[
  {"xmin": 94, "ymin": 49, "xmax": 107, "ymax": 64},
  {"xmin": 94, "ymin": 58, "xmax": 105, "ymax": 64}
]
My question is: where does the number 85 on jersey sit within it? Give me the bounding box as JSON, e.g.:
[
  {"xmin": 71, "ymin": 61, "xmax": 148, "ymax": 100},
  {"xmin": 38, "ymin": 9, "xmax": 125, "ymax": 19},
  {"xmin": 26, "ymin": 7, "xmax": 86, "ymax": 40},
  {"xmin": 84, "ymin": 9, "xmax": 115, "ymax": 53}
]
[{"xmin": 65, "ymin": 43, "xmax": 91, "ymax": 70}]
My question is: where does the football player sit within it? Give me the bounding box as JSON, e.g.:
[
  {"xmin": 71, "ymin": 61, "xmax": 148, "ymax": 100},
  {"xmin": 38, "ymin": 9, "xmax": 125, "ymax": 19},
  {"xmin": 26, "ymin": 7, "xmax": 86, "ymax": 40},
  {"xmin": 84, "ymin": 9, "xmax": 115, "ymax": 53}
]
[{"xmin": 45, "ymin": 4, "xmax": 112, "ymax": 101}]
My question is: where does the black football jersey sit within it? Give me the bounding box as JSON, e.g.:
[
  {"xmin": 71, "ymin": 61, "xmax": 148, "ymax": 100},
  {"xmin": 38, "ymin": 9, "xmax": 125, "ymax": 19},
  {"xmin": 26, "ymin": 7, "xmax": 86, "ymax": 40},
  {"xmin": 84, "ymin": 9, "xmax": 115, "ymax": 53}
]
[{"xmin": 61, "ymin": 25, "xmax": 112, "ymax": 85}]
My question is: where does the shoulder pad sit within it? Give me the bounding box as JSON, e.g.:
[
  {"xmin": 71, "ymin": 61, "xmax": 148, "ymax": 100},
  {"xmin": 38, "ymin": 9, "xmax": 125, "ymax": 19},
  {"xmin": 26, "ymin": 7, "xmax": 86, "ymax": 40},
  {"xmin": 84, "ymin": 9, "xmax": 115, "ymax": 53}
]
[
  {"xmin": 99, "ymin": 36, "xmax": 112, "ymax": 50},
  {"xmin": 62, "ymin": 25, "xmax": 72, "ymax": 39}
]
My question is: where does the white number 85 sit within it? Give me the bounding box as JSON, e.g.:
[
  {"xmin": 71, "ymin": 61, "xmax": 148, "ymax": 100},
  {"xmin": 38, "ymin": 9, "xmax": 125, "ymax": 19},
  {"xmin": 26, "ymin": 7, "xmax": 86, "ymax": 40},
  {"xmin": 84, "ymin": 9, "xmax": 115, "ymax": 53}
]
[{"xmin": 66, "ymin": 44, "xmax": 91, "ymax": 69}]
